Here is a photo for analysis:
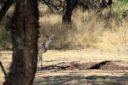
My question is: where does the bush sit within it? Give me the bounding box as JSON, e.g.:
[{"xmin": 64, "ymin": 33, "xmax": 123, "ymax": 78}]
[{"xmin": 0, "ymin": 24, "xmax": 11, "ymax": 50}]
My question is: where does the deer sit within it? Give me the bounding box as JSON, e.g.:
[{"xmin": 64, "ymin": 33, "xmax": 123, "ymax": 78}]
[{"xmin": 38, "ymin": 34, "xmax": 55, "ymax": 69}]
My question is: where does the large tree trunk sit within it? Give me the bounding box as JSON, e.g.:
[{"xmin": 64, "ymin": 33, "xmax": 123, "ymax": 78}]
[
  {"xmin": 4, "ymin": 0, "xmax": 39, "ymax": 85},
  {"xmin": 62, "ymin": 0, "xmax": 78, "ymax": 24}
]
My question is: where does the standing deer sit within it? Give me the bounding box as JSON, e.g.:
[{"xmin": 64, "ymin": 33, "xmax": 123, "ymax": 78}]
[{"xmin": 38, "ymin": 34, "xmax": 55, "ymax": 68}]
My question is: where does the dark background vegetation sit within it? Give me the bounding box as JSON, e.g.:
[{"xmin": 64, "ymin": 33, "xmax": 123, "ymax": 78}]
[{"xmin": 0, "ymin": 0, "xmax": 128, "ymax": 50}]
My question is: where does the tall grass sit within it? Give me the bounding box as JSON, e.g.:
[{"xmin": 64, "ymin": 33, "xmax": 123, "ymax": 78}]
[
  {"xmin": 0, "ymin": 2, "xmax": 128, "ymax": 50},
  {"xmin": 39, "ymin": 3, "xmax": 128, "ymax": 50},
  {"xmin": 0, "ymin": 24, "xmax": 11, "ymax": 50},
  {"xmin": 0, "ymin": 5, "xmax": 14, "ymax": 50}
]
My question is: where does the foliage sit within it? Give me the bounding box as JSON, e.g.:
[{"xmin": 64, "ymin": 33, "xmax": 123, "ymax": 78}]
[
  {"xmin": 39, "ymin": 3, "xmax": 128, "ymax": 50},
  {"xmin": 0, "ymin": 24, "xmax": 11, "ymax": 50},
  {"xmin": 113, "ymin": 0, "xmax": 128, "ymax": 18},
  {"xmin": 114, "ymin": 0, "xmax": 128, "ymax": 6},
  {"xmin": 0, "ymin": 0, "xmax": 128, "ymax": 50}
]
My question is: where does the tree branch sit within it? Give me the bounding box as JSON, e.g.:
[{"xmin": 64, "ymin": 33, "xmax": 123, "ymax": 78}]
[
  {"xmin": 0, "ymin": 61, "xmax": 7, "ymax": 78},
  {"xmin": 0, "ymin": 0, "xmax": 14, "ymax": 22}
]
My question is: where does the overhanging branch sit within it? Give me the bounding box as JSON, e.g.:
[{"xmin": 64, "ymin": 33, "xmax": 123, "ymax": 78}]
[{"xmin": 0, "ymin": 0, "xmax": 14, "ymax": 22}]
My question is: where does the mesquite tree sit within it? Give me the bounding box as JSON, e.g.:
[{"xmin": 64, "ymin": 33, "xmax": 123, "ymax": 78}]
[{"xmin": 3, "ymin": 0, "xmax": 39, "ymax": 85}]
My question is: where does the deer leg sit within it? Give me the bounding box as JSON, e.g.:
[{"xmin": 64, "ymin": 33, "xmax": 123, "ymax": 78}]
[
  {"xmin": 38, "ymin": 53, "xmax": 42, "ymax": 69},
  {"xmin": 41, "ymin": 54, "xmax": 43, "ymax": 68},
  {"xmin": 38, "ymin": 53, "xmax": 43, "ymax": 69}
]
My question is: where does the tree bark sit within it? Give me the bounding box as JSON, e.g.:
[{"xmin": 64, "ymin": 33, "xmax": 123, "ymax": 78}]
[
  {"xmin": 4, "ymin": 0, "xmax": 39, "ymax": 85},
  {"xmin": 62, "ymin": 0, "xmax": 78, "ymax": 24}
]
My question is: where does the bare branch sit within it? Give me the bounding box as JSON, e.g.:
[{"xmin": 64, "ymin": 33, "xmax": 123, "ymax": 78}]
[
  {"xmin": 43, "ymin": 0, "xmax": 66, "ymax": 13},
  {"xmin": 0, "ymin": 0, "xmax": 14, "ymax": 22},
  {"xmin": 0, "ymin": 61, "xmax": 7, "ymax": 78}
]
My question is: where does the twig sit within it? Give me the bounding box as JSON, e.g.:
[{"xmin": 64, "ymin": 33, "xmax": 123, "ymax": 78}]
[{"xmin": 0, "ymin": 61, "xmax": 7, "ymax": 78}]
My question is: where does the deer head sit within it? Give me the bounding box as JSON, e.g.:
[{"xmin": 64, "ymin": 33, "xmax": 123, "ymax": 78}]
[{"xmin": 42, "ymin": 34, "xmax": 55, "ymax": 52}]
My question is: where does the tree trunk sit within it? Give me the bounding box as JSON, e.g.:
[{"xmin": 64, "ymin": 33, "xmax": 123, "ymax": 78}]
[
  {"xmin": 62, "ymin": 0, "xmax": 78, "ymax": 24},
  {"xmin": 4, "ymin": 0, "xmax": 39, "ymax": 85}
]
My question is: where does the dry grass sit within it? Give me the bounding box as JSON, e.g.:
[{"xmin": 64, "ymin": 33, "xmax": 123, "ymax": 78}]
[
  {"xmin": 0, "ymin": 2, "xmax": 128, "ymax": 85},
  {"xmin": 97, "ymin": 25, "xmax": 128, "ymax": 50},
  {"xmin": 0, "ymin": 72, "xmax": 4, "ymax": 85},
  {"xmin": 0, "ymin": 3, "xmax": 128, "ymax": 50},
  {"xmin": 39, "ymin": 4, "xmax": 128, "ymax": 50},
  {"xmin": 0, "ymin": 51, "xmax": 12, "ymax": 85},
  {"xmin": 1, "ymin": 50, "xmax": 128, "ymax": 85}
]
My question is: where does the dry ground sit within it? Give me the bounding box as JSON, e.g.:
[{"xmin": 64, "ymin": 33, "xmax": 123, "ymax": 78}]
[
  {"xmin": 0, "ymin": 49, "xmax": 128, "ymax": 85},
  {"xmin": 0, "ymin": 2, "xmax": 128, "ymax": 85}
]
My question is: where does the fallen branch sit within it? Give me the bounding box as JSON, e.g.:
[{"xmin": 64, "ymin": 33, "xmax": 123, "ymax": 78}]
[
  {"xmin": 88, "ymin": 61, "xmax": 111, "ymax": 69},
  {"xmin": 0, "ymin": 61, "xmax": 7, "ymax": 78}
]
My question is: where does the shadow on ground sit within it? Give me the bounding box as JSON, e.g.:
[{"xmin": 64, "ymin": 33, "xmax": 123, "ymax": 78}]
[
  {"xmin": 34, "ymin": 72, "xmax": 128, "ymax": 85},
  {"xmin": 38, "ymin": 60, "xmax": 128, "ymax": 71}
]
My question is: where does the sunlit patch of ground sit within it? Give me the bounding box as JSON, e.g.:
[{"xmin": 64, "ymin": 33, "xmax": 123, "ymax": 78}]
[
  {"xmin": 0, "ymin": 51, "xmax": 12, "ymax": 85},
  {"xmin": 0, "ymin": 49, "xmax": 128, "ymax": 85},
  {"xmin": 0, "ymin": 72, "xmax": 4, "ymax": 85},
  {"xmin": 42, "ymin": 49, "xmax": 128, "ymax": 66}
]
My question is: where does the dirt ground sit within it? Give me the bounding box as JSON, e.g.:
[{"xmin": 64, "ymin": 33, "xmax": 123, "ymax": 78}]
[{"xmin": 0, "ymin": 49, "xmax": 128, "ymax": 85}]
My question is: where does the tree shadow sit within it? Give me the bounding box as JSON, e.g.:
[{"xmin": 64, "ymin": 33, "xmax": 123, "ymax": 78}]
[{"xmin": 34, "ymin": 71, "xmax": 128, "ymax": 85}]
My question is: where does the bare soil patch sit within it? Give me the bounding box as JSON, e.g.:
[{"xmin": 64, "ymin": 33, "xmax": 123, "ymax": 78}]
[{"xmin": 1, "ymin": 49, "xmax": 128, "ymax": 85}]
